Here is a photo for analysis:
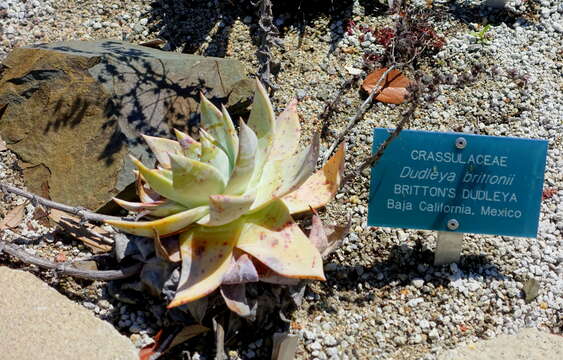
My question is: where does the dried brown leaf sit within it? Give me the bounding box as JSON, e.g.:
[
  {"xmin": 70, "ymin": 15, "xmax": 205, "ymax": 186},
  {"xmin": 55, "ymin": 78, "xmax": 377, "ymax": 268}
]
[
  {"xmin": 139, "ymin": 39, "xmax": 166, "ymax": 49},
  {"xmin": 32, "ymin": 207, "xmax": 51, "ymax": 227},
  {"xmin": 362, "ymin": 68, "xmax": 412, "ymax": 104},
  {"xmin": 308, "ymin": 211, "xmax": 350, "ymax": 259},
  {"xmin": 152, "ymin": 229, "xmax": 180, "ymax": 262},
  {"xmin": 0, "ymin": 203, "xmax": 26, "ymax": 230},
  {"xmin": 48, "ymin": 209, "xmax": 112, "ymax": 253}
]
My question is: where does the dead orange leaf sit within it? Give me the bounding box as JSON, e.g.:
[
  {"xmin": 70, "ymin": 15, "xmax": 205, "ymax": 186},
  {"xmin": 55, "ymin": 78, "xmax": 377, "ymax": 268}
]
[
  {"xmin": 362, "ymin": 68, "xmax": 412, "ymax": 104},
  {"xmin": 0, "ymin": 203, "xmax": 26, "ymax": 230}
]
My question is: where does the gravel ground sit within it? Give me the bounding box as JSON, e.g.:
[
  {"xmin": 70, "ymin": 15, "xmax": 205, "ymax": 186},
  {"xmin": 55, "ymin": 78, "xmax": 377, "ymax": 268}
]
[{"xmin": 1, "ymin": 0, "xmax": 561, "ymax": 359}]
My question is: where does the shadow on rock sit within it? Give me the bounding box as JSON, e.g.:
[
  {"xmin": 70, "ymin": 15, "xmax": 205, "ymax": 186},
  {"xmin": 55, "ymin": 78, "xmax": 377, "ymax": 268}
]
[{"xmin": 0, "ymin": 40, "xmax": 252, "ymax": 210}]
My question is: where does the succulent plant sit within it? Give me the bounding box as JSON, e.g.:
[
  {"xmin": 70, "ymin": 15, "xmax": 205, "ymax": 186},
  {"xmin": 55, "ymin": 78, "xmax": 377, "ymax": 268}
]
[{"xmin": 106, "ymin": 80, "xmax": 345, "ymax": 316}]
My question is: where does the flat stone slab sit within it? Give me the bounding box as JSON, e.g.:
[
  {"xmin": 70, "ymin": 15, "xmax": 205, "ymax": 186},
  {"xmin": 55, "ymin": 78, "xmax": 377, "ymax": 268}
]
[
  {"xmin": 438, "ymin": 328, "xmax": 563, "ymax": 360},
  {"xmin": 0, "ymin": 40, "xmax": 253, "ymax": 211},
  {"xmin": 0, "ymin": 266, "xmax": 137, "ymax": 360}
]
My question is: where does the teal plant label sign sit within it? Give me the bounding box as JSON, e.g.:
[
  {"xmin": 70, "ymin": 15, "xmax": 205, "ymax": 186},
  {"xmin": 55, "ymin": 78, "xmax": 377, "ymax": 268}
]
[{"xmin": 368, "ymin": 129, "xmax": 548, "ymax": 237}]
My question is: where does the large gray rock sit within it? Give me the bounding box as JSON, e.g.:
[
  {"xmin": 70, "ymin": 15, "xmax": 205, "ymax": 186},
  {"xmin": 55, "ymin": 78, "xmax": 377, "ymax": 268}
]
[
  {"xmin": 0, "ymin": 266, "xmax": 138, "ymax": 360},
  {"xmin": 0, "ymin": 40, "xmax": 253, "ymax": 210},
  {"xmin": 438, "ymin": 328, "xmax": 563, "ymax": 360}
]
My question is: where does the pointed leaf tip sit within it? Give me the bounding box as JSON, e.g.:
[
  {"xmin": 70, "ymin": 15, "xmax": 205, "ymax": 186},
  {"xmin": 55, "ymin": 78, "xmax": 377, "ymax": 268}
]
[
  {"xmin": 224, "ymin": 121, "xmax": 258, "ymax": 196},
  {"xmin": 169, "ymin": 153, "xmax": 226, "ymax": 205},
  {"xmin": 142, "ymin": 134, "xmax": 182, "ymax": 168},
  {"xmin": 282, "ymin": 142, "xmax": 345, "ymax": 214},
  {"xmin": 270, "ymin": 99, "xmax": 301, "ymax": 160},
  {"xmin": 105, "ymin": 206, "xmax": 209, "ymax": 238}
]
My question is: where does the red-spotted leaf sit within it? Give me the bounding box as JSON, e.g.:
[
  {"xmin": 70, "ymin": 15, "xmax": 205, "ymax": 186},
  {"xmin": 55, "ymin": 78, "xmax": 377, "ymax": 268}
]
[
  {"xmin": 236, "ymin": 200, "xmax": 325, "ymax": 281},
  {"xmin": 168, "ymin": 222, "xmax": 241, "ymax": 308},
  {"xmin": 362, "ymin": 68, "xmax": 412, "ymax": 104}
]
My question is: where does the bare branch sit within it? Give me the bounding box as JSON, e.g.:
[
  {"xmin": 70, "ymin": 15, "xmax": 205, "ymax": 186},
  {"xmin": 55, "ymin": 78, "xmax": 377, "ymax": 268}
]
[
  {"xmin": 320, "ymin": 75, "xmax": 359, "ymax": 138},
  {"xmin": 340, "ymin": 100, "xmax": 418, "ymax": 189},
  {"xmin": 0, "ymin": 240, "xmax": 141, "ymax": 281},
  {"xmin": 323, "ymin": 65, "xmax": 396, "ymax": 163},
  {"xmin": 0, "ymin": 183, "xmax": 124, "ymax": 223},
  {"xmin": 255, "ymin": 0, "xmax": 279, "ymax": 92}
]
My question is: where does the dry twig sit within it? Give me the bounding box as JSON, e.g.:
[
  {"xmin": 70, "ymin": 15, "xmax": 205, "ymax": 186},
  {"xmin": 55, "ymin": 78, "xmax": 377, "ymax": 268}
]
[
  {"xmin": 255, "ymin": 0, "xmax": 279, "ymax": 92},
  {"xmin": 320, "ymin": 75, "xmax": 360, "ymax": 138},
  {"xmin": 340, "ymin": 100, "xmax": 418, "ymax": 189},
  {"xmin": 0, "ymin": 183, "xmax": 123, "ymax": 223},
  {"xmin": 0, "ymin": 240, "xmax": 141, "ymax": 281},
  {"xmin": 323, "ymin": 65, "xmax": 396, "ymax": 163}
]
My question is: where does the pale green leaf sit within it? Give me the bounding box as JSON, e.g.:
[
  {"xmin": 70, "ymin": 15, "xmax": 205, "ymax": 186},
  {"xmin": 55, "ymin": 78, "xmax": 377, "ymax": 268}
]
[
  {"xmin": 197, "ymin": 192, "xmax": 256, "ymax": 226},
  {"xmin": 131, "ymin": 156, "xmax": 199, "ymax": 208},
  {"xmin": 224, "ymin": 122, "xmax": 258, "ymax": 195},
  {"xmin": 169, "ymin": 153, "xmax": 226, "ymax": 205},
  {"xmin": 220, "ymin": 105, "xmax": 239, "ymax": 169},
  {"xmin": 174, "ymin": 129, "xmax": 202, "ymax": 160},
  {"xmin": 105, "ymin": 205, "xmax": 209, "ymax": 238},
  {"xmin": 199, "ymin": 95, "xmax": 237, "ymax": 167},
  {"xmin": 247, "ymin": 79, "xmax": 275, "ymax": 141},
  {"xmin": 246, "ymin": 80, "xmax": 276, "ymax": 189},
  {"xmin": 270, "ymin": 99, "xmax": 301, "ymax": 160},
  {"xmin": 199, "ymin": 129, "xmax": 231, "ymax": 183},
  {"xmin": 251, "ymin": 133, "xmax": 320, "ymax": 210},
  {"xmin": 142, "ymin": 135, "xmax": 182, "ymax": 169}
]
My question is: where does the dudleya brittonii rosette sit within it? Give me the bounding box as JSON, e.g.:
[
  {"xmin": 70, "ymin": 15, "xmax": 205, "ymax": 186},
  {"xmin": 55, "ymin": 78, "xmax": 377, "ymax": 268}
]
[{"xmin": 106, "ymin": 80, "xmax": 345, "ymax": 314}]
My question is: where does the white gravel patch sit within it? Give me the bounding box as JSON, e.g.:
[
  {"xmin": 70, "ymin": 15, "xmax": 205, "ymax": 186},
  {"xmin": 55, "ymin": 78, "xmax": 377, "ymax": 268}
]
[{"xmin": 0, "ymin": 0, "xmax": 561, "ymax": 359}]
